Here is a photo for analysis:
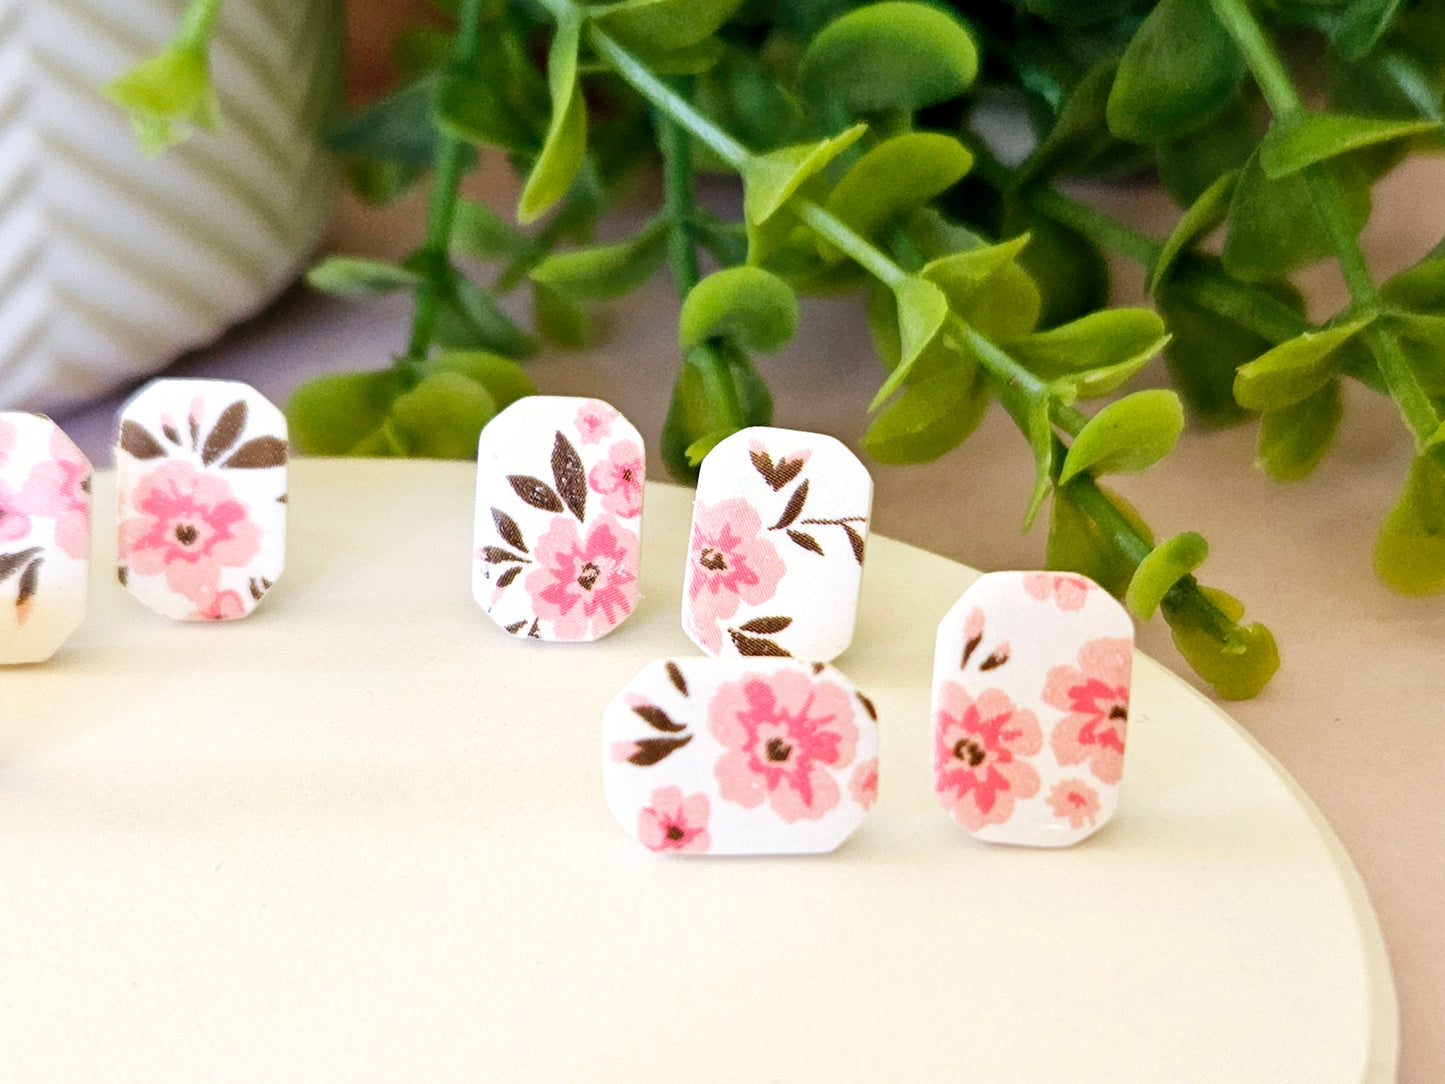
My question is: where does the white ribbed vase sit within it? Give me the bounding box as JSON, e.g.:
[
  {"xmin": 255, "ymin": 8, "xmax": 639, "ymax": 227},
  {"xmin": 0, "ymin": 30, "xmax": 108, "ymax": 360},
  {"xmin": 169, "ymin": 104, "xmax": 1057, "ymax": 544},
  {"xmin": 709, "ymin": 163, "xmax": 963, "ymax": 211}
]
[{"xmin": 0, "ymin": 0, "xmax": 338, "ymax": 412}]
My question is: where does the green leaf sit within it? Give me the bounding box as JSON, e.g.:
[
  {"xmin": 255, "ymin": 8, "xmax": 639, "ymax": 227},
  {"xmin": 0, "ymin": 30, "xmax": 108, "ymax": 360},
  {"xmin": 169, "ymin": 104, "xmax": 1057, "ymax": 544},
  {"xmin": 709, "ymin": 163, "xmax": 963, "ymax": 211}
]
[
  {"xmin": 331, "ymin": 78, "xmax": 439, "ymax": 168},
  {"xmin": 869, "ymin": 276, "xmax": 950, "ymax": 409},
  {"xmin": 433, "ymin": 272, "xmax": 537, "ymax": 357},
  {"xmin": 1168, "ymin": 587, "xmax": 1280, "ymax": 700},
  {"xmin": 661, "ymin": 341, "xmax": 771, "ymax": 482},
  {"xmin": 679, "ymin": 267, "xmax": 799, "ymax": 353},
  {"xmin": 1332, "ymin": 0, "xmax": 1407, "ymax": 63},
  {"xmin": 1015, "ymin": 59, "xmax": 1119, "ymax": 187},
  {"xmin": 998, "ymin": 208, "xmax": 1110, "ymax": 331},
  {"xmin": 592, "ymin": 0, "xmax": 746, "ymax": 52},
  {"xmin": 519, "ymin": 15, "xmax": 587, "ymax": 224},
  {"xmin": 306, "ymin": 257, "xmax": 420, "ymax": 299},
  {"xmin": 1008, "ymin": 308, "xmax": 1168, "ymax": 382},
  {"xmin": 920, "ymin": 237, "xmax": 1042, "ymax": 343},
  {"xmin": 435, "ymin": 63, "xmax": 538, "ymax": 154},
  {"xmin": 418, "ymin": 351, "xmax": 535, "ymax": 410},
  {"xmin": 694, "ymin": 46, "xmax": 803, "ymax": 153},
  {"xmin": 1155, "ymin": 96, "xmax": 1256, "ymax": 207},
  {"xmin": 741, "ymin": 124, "xmax": 867, "ymax": 225},
  {"xmin": 287, "ymin": 370, "xmax": 402, "ymax": 456},
  {"xmin": 451, "ymin": 199, "xmax": 538, "ymax": 262},
  {"xmin": 819, "ymin": 133, "xmax": 972, "ymax": 259},
  {"xmin": 796, "ymin": 2, "xmax": 978, "ymax": 117},
  {"xmin": 1257, "ymin": 379, "xmax": 1342, "ymax": 482},
  {"xmin": 532, "ymin": 283, "xmax": 592, "ymax": 348},
  {"xmin": 1060, "ymin": 390, "xmax": 1184, "ymax": 483},
  {"xmin": 1374, "ymin": 455, "xmax": 1445, "ymax": 594},
  {"xmin": 684, "ymin": 429, "xmax": 736, "ymax": 466},
  {"xmin": 1150, "ymin": 170, "xmax": 1237, "ymax": 294},
  {"xmin": 105, "ymin": 42, "xmax": 219, "ymax": 154},
  {"xmin": 1233, "ymin": 317, "xmax": 1371, "ymax": 411},
  {"xmin": 1381, "ymin": 258, "xmax": 1445, "ymax": 313},
  {"xmin": 1047, "ymin": 483, "xmax": 1155, "ymax": 598},
  {"xmin": 528, "ymin": 216, "xmax": 668, "ymax": 300},
  {"xmin": 1106, "ymin": 0, "xmax": 1244, "ymax": 144},
  {"xmin": 693, "ymin": 213, "xmax": 749, "ymax": 268},
  {"xmin": 863, "ymin": 364, "xmax": 990, "ymax": 464},
  {"xmin": 1223, "ymin": 148, "xmax": 1372, "ymax": 282},
  {"xmin": 1126, "ymin": 531, "xmax": 1209, "ymax": 619},
  {"xmin": 387, "ymin": 371, "xmax": 498, "ymax": 459},
  {"xmin": 1259, "ymin": 110, "xmax": 1439, "ymax": 180}
]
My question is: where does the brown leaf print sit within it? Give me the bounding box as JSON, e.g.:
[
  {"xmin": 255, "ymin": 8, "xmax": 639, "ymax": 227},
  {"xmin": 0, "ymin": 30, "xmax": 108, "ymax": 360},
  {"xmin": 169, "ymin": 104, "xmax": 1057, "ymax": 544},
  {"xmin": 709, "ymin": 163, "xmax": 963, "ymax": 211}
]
[
  {"xmin": 979, "ymin": 646, "xmax": 1011, "ymax": 671},
  {"xmin": 496, "ymin": 566, "xmax": 521, "ymax": 589},
  {"xmin": 960, "ymin": 631, "xmax": 983, "ymax": 669},
  {"xmin": 162, "ymin": 422, "xmax": 181, "ymax": 445},
  {"xmin": 0, "ymin": 547, "xmax": 42, "ymax": 582},
  {"xmin": 751, "ymin": 448, "xmax": 805, "ymax": 490},
  {"xmin": 843, "ymin": 524, "xmax": 866, "ymax": 565},
  {"xmin": 628, "ymin": 735, "xmax": 692, "ymax": 766},
  {"xmin": 119, "ymin": 421, "xmax": 166, "ymax": 460},
  {"xmin": 505, "ymin": 620, "xmax": 527, "ymax": 634},
  {"xmin": 16, "ymin": 557, "xmax": 41, "ymax": 609},
  {"xmin": 665, "ymin": 661, "xmax": 688, "ymax": 697},
  {"xmin": 786, "ymin": 529, "xmax": 823, "ymax": 555},
  {"xmin": 222, "ymin": 436, "xmax": 287, "ymax": 469},
  {"xmin": 739, "ymin": 616, "xmax": 792, "ymax": 634},
  {"xmin": 481, "ymin": 546, "xmax": 528, "ymax": 564},
  {"xmin": 492, "ymin": 507, "xmax": 528, "ymax": 553},
  {"xmin": 771, "ymin": 479, "xmax": 809, "ymax": 529},
  {"xmin": 202, "ymin": 401, "xmax": 248, "ymax": 466},
  {"xmin": 552, "ymin": 431, "xmax": 587, "ymax": 521},
  {"xmin": 729, "ymin": 630, "xmax": 792, "ymax": 656},
  {"xmin": 508, "ymin": 475, "xmax": 564, "ymax": 512},
  {"xmin": 632, "ymin": 703, "xmax": 686, "ymax": 733},
  {"xmin": 856, "ymin": 691, "xmax": 878, "ymax": 721}
]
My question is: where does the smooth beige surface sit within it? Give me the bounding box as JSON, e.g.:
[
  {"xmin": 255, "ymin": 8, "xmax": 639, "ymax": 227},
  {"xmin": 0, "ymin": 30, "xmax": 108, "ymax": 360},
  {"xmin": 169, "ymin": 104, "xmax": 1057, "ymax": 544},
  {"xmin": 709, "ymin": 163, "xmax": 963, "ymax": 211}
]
[{"xmin": 2, "ymin": 462, "xmax": 1392, "ymax": 1080}]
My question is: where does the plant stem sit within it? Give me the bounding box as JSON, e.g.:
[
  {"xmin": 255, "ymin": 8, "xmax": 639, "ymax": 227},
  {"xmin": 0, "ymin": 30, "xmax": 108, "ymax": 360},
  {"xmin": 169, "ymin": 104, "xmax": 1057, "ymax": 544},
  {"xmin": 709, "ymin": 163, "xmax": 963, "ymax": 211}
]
[
  {"xmin": 404, "ymin": 0, "xmax": 486, "ymax": 360},
  {"xmin": 797, "ymin": 204, "xmax": 907, "ymax": 289},
  {"xmin": 1207, "ymin": 0, "xmax": 1302, "ymax": 116},
  {"xmin": 178, "ymin": 0, "xmax": 225, "ymax": 47},
  {"xmin": 1027, "ymin": 183, "xmax": 1163, "ymax": 267},
  {"xmin": 658, "ymin": 98, "xmax": 701, "ymax": 297}
]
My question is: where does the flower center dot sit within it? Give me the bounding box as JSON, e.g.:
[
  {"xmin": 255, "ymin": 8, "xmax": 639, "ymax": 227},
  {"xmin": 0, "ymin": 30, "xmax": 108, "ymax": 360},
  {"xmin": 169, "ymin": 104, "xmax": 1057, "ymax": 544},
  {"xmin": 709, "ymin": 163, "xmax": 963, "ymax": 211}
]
[
  {"xmin": 174, "ymin": 523, "xmax": 199, "ymax": 546},
  {"xmin": 700, "ymin": 548, "xmax": 728, "ymax": 571},
  {"xmin": 953, "ymin": 738, "xmax": 986, "ymax": 768},
  {"xmin": 665, "ymin": 825, "xmax": 684, "ymax": 842},
  {"xmin": 577, "ymin": 562, "xmax": 600, "ymax": 591},
  {"xmin": 1109, "ymin": 704, "xmax": 1127, "ymax": 721},
  {"xmin": 765, "ymin": 737, "xmax": 792, "ymax": 763}
]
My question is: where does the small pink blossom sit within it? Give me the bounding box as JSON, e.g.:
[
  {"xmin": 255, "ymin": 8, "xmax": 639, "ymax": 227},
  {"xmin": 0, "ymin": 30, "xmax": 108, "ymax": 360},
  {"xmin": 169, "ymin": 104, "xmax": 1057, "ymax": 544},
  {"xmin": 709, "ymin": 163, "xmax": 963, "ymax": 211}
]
[
  {"xmin": 685, "ymin": 498, "xmax": 786, "ymax": 653},
  {"xmin": 749, "ymin": 438, "xmax": 810, "ymax": 467},
  {"xmin": 710, "ymin": 669, "xmax": 857, "ymax": 822},
  {"xmin": 637, "ymin": 786, "xmax": 711, "ymax": 854},
  {"xmin": 524, "ymin": 514, "xmax": 638, "ymax": 639},
  {"xmin": 0, "ymin": 479, "xmax": 31, "ymax": 544},
  {"xmin": 1023, "ymin": 572, "xmax": 1092, "ymax": 611},
  {"xmin": 1047, "ymin": 778, "xmax": 1102, "ymax": 829},
  {"xmin": 609, "ymin": 740, "xmax": 640, "ymax": 763},
  {"xmin": 934, "ymin": 683, "xmax": 1042, "ymax": 831},
  {"xmin": 17, "ymin": 428, "xmax": 90, "ymax": 559},
  {"xmin": 1045, "ymin": 637, "xmax": 1131, "ymax": 785},
  {"xmin": 574, "ymin": 400, "xmax": 618, "ymax": 444},
  {"xmin": 849, "ymin": 758, "xmax": 879, "ymax": 811},
  {"xmin": 588, "ymin": 439, "xmax": 643, "ymax": 518},
  {"xmin": 118, "ymin": 461, "xmax": 261, "ymax": 602},
  {"xmin": 190, "ymin": 588, "xmax": 247, "ymax": 621}
]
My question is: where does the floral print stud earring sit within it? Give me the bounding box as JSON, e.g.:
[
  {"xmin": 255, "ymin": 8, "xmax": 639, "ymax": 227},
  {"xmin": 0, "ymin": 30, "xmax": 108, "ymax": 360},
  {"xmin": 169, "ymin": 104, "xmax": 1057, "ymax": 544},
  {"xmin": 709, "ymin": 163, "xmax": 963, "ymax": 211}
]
[
  {"xmin": 115, "ymin": 379, "xmax": 288, "ymax": 621},
  {"xmin": 473, "ymin": 396, "xmax": 644, "ymax": 642},
  {"xmin": 931, "ymin": 571, "xmax": 1134, "ymax": 847},
  {"xmin": 0, "ymin": 413, "xmax": 92, "ymax": 663}
]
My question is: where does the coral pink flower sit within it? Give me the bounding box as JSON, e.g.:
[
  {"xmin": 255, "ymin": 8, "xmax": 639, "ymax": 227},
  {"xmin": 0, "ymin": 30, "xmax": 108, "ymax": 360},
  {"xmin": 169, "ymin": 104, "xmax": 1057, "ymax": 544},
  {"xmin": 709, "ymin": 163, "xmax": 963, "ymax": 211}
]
[
  {"xmin": 524, "ymin": 514, "xmax": 638, "ymax": 639},
  {"xmin": 637, "ymin": 786, "xmax": 711, "ymax": 854},
  {"xmin": 588, "ymin": 439, "xmax": 643, "ymax": 518},
  {"xmin": 18, "ymin": 428, "xmax": 91, "ymax": 559},
  {"xmin": 574, "ymin": 400, "xmax": 618, "ymax": 444},
  {"xmin": 710, "ymin": 669, "xmax": 857, "ymax": 822},
  {"xmin": 118, "ymin": 461, "xmax": 261, "ymax": 601},
  {"xmin": 849, "ymin": 758, "xmax": 879, "ymax": 811},
  {"xmin": 1045, "ymin": 637, "xmax": 1131, "ymax": 785},
  {"xmin": 685, "ymin": 498, "xmax": 786, "ymax": 653},
  {"xmin": 1023, "ymin": 572, "xmax": 1092, "ymax": 610},
  {"xmin": 0, "ymin": 480, "xmax": 31, "ymax": 545},
  {"xmin": 191, "ymin": 588, "xmax": 247, "ymax": 621},
  {"xmin": 1047, "ymin": 778, "xmax": 1102, "ymax": 829},
  {"xmin": 934, "ymin": 683, "xmax": 1042, "ymax": 831}
]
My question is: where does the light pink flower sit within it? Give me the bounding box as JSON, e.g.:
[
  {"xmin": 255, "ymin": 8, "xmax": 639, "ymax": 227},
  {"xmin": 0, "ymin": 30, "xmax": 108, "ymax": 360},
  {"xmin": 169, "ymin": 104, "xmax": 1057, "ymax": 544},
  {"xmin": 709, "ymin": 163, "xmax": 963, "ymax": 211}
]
[
  {"xmin": 637, "ymin": 786, "xmax": 711, "ymax": 854},
  {"xmin": 934, "ymin": 683, "xmax": 1042, "ymax": 831},
  {"xmin": 118, "ymin": 461, "xmax": 261, "ymax": 601},
  {"xmin": 0, "ymin": 480, "xmax": 31, "ymax": 544},
  {"xmin": 1023, "ymin": 572, "xmax": 1092, "ymax": 611},
  {"xmin": 710, "ymin": 668, "xmax": 857, "ymax": 822},
  {"xmin": 588, "ymin": 439, "xmax": 643, "ymax": 518},
  {"xmin": 685, "ymin": 498, "xmax": 786, "ymax": 653},
  {"xmin": 574, "ymin": 400, "xmax": 618, "ymax": 444},
  {"xmin": 1047, "ymin": 778, "xmax": 1102, "ymax": 829},
  {"xmin": 524, "ymin": 514, "xmax": 638, "ymax": 639},
  {"xmin": 190, "ymin": 588, "xmax": 247, "ymax": 621},
  {"xmin": 17, "ymin": 428, "xmax": 90, "ymax": 559},
  {"xmin": 849, "ymin": 758, "xmax": 879, "ymax": 811},
  {"xmin": 1045, "ymin": 637, "xmax": 1131, "ymax": 785}
]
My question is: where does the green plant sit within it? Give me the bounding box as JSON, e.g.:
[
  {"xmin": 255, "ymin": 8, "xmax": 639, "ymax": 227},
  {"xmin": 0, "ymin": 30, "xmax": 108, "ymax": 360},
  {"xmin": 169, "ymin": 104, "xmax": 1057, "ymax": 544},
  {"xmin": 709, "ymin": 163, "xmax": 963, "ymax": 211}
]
[{"xmin": 108, "ymin": 0, "xmax": 1445, "ymax": 699}]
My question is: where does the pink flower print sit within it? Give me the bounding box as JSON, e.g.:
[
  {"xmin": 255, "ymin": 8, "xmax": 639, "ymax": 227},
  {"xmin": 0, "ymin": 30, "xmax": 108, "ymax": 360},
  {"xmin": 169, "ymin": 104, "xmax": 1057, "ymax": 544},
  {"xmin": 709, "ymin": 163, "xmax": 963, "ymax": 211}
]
[
  {"xmin": 710, "ymin": 668, "xmax": 857, "ymax": 822},
  {"xmin": 637, "ymin": 786, "xmax": 711, "ymax": 854},
  {"xmin": 588, "ymin": 439, "xmax": 643, "ymax": 519},
  {"xmin": 191, "ymin": 588, "xmax": 247, "ymax": 621},
  {"xmin": 1047, "ymin": 778, "xmax": 1102, "ymax": 830},
  {"xmin": 0, "ymin": 479, "xmax": 31, "ymax": 545},
  {"xmin": 524, "ymin": 514, "xmax": 638, "ymax": 639},
  {"xmin": 17, "ymin": 428, "xmax": 91, "ymax": 559},
  {"xmin": 1045, "ymin": 637, "xmax": 1131, "ymax": 785},
  {"xmin": 849, "ymin": 758, "xmax": 879, "ymax": 811},
  {"xmin": 685, "ymin": 498, "xmax": 786, "ymax": 653},
  {"xmin": 1023, "ymin": 572, "xmax": 1092, "ymax": 611},
  {"xmin": 934, "ymin": 683, "xmax": 1042, "ymax": 831},
  {"xmin": 574, "ymin": 400, "xmax": 618, "ymax": 445},
  {"xmin": 118, "ymin": 461, "xmax": 262, "ymax": 602}
]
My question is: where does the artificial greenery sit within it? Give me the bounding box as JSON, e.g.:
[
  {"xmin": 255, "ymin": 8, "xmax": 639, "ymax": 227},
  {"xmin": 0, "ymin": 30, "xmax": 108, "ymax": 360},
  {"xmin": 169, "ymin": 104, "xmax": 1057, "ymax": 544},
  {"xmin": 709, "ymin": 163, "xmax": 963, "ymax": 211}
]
[{"xmin": 108, "ymin": 0, "xmax": 1445, "ymax": 699}]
